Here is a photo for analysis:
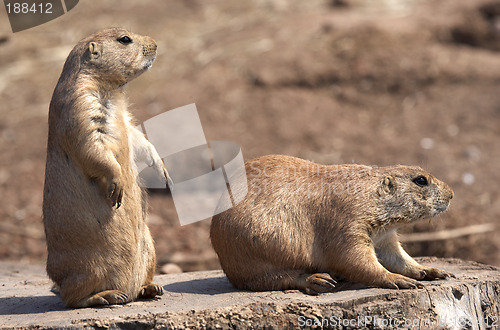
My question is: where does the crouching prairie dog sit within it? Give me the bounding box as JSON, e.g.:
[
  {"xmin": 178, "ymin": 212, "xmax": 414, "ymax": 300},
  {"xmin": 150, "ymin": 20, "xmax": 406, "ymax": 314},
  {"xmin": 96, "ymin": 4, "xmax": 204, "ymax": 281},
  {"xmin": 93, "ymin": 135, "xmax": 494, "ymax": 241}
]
[
  {"xmin": 43, "ymin": 28, "xmax": 170, "ymax": 308},
  {"xmin": 210, "ymin": 155, "xmax": 454, "ymax": 294}
]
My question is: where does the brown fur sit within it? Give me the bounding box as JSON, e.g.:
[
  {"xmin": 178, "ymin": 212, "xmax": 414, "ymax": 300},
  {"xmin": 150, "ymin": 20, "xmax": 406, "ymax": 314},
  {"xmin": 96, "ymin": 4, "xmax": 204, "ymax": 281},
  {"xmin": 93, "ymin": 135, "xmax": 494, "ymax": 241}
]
[
  {"xmin": 43, "ymin": 28, "xmax": 168, "ymax": 307},
  {"xmin": 210, "ymin": 155, "xmax": 454, "ymax": 294}
]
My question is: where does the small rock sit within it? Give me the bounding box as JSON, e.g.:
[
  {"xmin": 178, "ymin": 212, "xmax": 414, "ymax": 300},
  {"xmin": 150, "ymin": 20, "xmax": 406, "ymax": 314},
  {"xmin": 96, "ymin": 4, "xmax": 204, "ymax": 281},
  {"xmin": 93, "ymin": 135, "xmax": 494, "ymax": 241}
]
[
  {"xmin": 160, "ymin": 263, "xmax": 183, "ymax": 274},
  {"xmin": 462, "ymin": 172, "xmax": 475, "ymax": 185},
  {"xmin": 447, "ymin": 125, "xmax": 459, "ymax": 137},
  {"xmin": 420, "ymin": 137, "xmax": 435, "ymax": 150}
]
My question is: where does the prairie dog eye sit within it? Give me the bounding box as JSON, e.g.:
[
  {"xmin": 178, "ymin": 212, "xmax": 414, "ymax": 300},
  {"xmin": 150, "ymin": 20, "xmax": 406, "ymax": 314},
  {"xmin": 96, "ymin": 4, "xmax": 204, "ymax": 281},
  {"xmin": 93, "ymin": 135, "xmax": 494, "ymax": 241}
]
[
  {"xmin": 118, "ymin": 36, "xmax": 133, "ymax": 44},
  {"xmin": 412, "ymin": 176, "xmax": 428, "ymax": 187}
]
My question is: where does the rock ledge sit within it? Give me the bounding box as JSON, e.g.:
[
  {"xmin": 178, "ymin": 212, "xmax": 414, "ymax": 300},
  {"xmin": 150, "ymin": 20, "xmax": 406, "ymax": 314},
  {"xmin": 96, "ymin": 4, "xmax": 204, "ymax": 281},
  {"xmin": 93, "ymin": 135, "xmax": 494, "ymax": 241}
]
[{"xmin": 1, "ymin": 258, "xmax": 499, "ymax": 329}]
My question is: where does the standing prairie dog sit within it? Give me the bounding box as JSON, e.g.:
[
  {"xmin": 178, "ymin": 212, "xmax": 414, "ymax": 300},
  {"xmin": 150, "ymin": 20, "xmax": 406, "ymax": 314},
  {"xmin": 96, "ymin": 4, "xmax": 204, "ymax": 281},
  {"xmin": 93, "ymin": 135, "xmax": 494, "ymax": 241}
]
[
  {"xmin": 43, "ymin": 28, "xmax": 170, "ymax": 308},
  {"xmin": 210, "ymin": 155, "xmax": 454, "ymax": 294}
]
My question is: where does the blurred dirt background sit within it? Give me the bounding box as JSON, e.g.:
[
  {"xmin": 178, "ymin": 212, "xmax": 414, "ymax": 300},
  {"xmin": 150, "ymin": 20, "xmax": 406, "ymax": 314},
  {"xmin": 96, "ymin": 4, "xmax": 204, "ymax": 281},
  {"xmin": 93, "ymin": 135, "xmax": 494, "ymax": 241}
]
[{"xmin": 0, "ymin": 0, "xmax": 499, "ymax": 272}]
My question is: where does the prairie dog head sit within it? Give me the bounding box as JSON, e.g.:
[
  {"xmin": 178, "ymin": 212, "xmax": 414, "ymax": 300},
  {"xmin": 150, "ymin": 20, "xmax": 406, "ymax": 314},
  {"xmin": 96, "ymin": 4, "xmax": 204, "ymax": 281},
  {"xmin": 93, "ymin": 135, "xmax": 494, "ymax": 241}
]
[
  {"xmin": 375, "ymin": 165, "xmax": 454, "ymax": 226},
  {"xmin": 78, "ymin": 28, "xmax": 157, "ymax": 86}
]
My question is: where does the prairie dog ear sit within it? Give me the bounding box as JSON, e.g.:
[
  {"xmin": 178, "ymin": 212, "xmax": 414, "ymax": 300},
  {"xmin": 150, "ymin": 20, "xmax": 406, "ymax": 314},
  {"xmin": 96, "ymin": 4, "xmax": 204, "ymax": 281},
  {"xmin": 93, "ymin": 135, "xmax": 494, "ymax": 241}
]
[
  {"xmin": 378, "ymin": 176, "xmax": 396, "ymax": 196},
  {"xmin": 89, "ymin": 42, "xmax": 102, "ymax": 61}
]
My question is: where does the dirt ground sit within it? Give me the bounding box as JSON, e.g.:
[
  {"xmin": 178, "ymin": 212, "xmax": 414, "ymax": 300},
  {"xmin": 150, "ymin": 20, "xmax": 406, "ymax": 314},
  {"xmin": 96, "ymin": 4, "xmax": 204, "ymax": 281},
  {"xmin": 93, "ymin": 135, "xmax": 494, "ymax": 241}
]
[{"xmin": 0, "ymin": 0, "xmax": 499, "ymax": 272}]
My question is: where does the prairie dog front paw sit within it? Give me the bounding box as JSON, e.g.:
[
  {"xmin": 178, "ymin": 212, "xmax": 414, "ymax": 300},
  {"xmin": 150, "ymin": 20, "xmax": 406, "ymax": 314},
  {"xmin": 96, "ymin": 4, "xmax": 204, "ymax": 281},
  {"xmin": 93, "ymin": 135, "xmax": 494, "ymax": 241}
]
[
  {"xmin": 146, "ymin": 142, "xmax": 172, "ymax": 188},
  {"xmin": 107, "ymin": 176, "xmax": 124, "ymax": 208},
  {"xmin": 381, "ymin": 273, "xmax": 423, "ymax": 289},
  {"xmin": 98, "ymin": 174, "xmax": 124, "ymax": 208},
  {"xmin": 132, "ymin": 130, "xmax": 173, "ymax": 188},
  {"xmin": 421, "ymin": 266, "xmax": 455, "ymax": 280}
]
